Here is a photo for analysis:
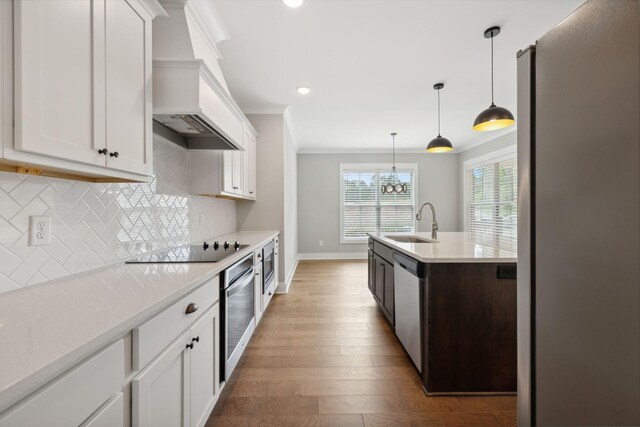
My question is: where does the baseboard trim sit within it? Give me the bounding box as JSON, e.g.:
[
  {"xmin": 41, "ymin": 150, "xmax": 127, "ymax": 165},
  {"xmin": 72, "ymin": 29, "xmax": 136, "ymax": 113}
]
[
  {"xmin": 276, "ymin": 254, "xmax": 300, "ymax": 294},
  {"xmin": 299, "ymin": 252, "xmax": 367, "ymax": 260}
]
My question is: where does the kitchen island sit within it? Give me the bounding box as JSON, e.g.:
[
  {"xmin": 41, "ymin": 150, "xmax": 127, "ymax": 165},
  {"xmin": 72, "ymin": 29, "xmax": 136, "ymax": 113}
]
[{"xmin": 367, "ymin": 232, "xmax": 517, "ymax": 395}]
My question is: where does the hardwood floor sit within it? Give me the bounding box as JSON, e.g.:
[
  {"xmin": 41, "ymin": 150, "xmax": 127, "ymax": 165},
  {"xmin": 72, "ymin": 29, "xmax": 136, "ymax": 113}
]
[{"xmin": 207, "ymin": 260, "xmax": 517, "ymax": 427}]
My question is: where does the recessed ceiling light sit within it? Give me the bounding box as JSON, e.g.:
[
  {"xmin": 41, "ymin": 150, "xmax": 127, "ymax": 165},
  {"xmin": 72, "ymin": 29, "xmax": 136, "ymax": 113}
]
[
  {"xmin": 297, "ymin": 86, "xmax": 311, "ymax": 95},
  {"xmin": 283, "ymin": 0, "xmax": 303, "ymax": 8}
]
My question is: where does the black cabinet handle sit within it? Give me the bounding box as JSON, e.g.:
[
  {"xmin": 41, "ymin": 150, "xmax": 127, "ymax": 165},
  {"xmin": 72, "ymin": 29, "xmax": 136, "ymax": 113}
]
[
  {"xmin": 192, "ymin": 336, "xmax": 200, "ymax": 343},
  {"xmin": 98, "ymin": 148, "xmax": 109, "ymax": 155},
  {"xmin": 249, "ymin": 191, "xmax": 254, "ymax": 194},
  {"xmin": 185, "ymin": 303, "xmax": 199, "ymax": 314},
  {"xmin": 186, "ymin": 343, "xmax": 194, "ymax": 350},
  {"xmin": 109, "ymin": 151, "xmax": 119, "ymax": 158},
  {"xmin": 269, "ymin": 291, "xmax": 273, "ymax": 296}
]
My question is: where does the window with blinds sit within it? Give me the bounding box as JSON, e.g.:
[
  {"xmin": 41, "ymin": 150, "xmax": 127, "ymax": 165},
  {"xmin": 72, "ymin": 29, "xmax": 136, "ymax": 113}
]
[
  {"xmin": 464, "ymin": 148, "xmax": 517, "ymax": 248},
  {"xmin": 340, "ymin": 164, "xmax": 417, "ymax": 242}
]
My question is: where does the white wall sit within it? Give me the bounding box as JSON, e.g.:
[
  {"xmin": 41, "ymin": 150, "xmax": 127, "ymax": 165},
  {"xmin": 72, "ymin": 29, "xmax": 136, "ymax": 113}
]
[
  {"xmin": 283, "ymin": 115, "xmax": 298, "ymax": 284},
  {"xmin": 0, "ymin": 136, "xmax": 236, "ymax": 294},
  {"xmin": 237, "ymin": 114, "xmax": 285, "ymax": 278},
  {"xmin": 297, "ymin": 152, "xmax": 459, "ymax": 256},
  {"xmin": 236, "ymin": 113, "xmax": 299, "ymax": 291},
  {"xmin": 457, "ymin": 131, "xmax": 517, "ymax": 229}
]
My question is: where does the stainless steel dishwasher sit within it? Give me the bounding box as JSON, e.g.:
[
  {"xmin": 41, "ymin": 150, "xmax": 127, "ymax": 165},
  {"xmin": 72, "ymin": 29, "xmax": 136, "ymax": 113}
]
[{"xmin": 393, "ymin": 252, "xmax": 422, "ymax": 372}]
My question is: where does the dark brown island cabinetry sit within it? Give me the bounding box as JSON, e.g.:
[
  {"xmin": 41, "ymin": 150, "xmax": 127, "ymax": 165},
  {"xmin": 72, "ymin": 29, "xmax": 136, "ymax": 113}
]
[
  {"xmin": 367, "ymin": 237, "xmax": 517, "ymax": 395},
  {"xmin": 367, "ymin": 239, "xmax": 394, "ymax": 326}
]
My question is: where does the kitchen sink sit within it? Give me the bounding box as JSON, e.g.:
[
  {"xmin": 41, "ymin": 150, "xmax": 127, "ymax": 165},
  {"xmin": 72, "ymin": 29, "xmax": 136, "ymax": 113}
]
[{"xmin": 384, "ymin": 235, "xmax": 438, "ymax": 244}]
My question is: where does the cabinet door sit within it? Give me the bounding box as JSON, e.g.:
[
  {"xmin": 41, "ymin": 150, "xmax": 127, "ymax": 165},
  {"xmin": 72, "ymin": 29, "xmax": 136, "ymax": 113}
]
[
  {"xmin": 368, "ymin": 250, "xmax": 375, "ymax": 295},
  {"xmin": 374, "ymin": 255, "xmax": 385, "ymax": 303},
  {"xmin": 233, "ymin": 150, "xmax": 244, "ymax": 194},
  {"xmin": 254, "ymin": 262, "xmax": 263, "ymax": 325},
  {"xmin": 13, "ymin": 0, "xmax": 105, "ymax": 166},
  {"xmin": 133, "ymin": 331, "xmax": 191, "ymax": 427},
  {"xmin": 245, "ymin": 132, "xmax": 257, "ymax": 198},
  {"xmin": 190, "ymin": 304, "xmax": 220, "ymax": 427},
  {"xmin": 105, "ymin": 0, "xmax": 152, "ymax": 176},
  {"xmin": 222, "ymin": 151, "xmax": 235, "ymax": 193},
  {"xmin": 383, "ymin": 260, "xmax": 395, "ymax": 324}
]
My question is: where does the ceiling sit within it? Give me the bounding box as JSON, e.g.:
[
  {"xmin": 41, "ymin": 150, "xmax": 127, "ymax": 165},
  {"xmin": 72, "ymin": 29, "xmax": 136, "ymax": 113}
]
[{"xmin": 212, "ymin": 0, "xmax": 585, "ymax": 153}]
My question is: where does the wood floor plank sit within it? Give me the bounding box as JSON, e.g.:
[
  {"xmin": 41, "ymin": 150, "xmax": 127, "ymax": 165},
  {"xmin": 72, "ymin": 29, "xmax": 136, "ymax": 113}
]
[
  {"xmin": 242, "ymin": 355, "xmax": 374, "ymax": 368},
  {"xmin": 362, "ymin": 413, "xmax": 445, "ymax": 427},
  {"xmin": 207, "ymin": 414, "xmax": 365, "ymax": 427},
  {"xmin": 244, "ymin": 345, "xmax": 342, "ymax": 356},
  {"xmin": 206, "ymin": 260, "xmax": 517, "ymax": 426}
]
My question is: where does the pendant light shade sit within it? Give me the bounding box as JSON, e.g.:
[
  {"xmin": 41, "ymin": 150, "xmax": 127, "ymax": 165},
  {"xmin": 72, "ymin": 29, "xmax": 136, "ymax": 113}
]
[
  {"xmin": 473, "ymin": 26, "xmax": 515, "ymax": 132},
  {"xmin": 381, "ymin": 133, "xmax": 407, "ymax": 194},
  {"xmin": 427, "ymin": 83, "xmax": 453, "ymax": 153}
]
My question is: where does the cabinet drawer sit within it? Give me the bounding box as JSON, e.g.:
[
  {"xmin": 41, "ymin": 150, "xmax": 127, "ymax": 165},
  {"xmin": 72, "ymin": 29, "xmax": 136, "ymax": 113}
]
[
  {"xmin": 0, "ymin": 340, "xmax": 124, "ymax": 427},
  {"xmin": 134, "ymin": 277, "xmax": 219, "ymax": 370},
  {"xmin": 81, "ymin": 392, "xmax": 124, "ymax": 427},
  {"xmin": 374, "ymin": 240, "xmax": 394, "ymax": 264},
  {"xmin": 262, "ymin": 279, "xmax": 276, "ymax": 313}
]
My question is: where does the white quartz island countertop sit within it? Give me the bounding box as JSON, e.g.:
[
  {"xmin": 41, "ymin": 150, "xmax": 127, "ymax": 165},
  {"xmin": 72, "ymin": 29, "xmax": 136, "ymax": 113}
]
[
  {"xmin": 368, "ymin": 232, "xmax": 517, "ymax": 263},
  {"xmin": 0, "ymin": 230, "xmax": 278, "ymax": 413}
]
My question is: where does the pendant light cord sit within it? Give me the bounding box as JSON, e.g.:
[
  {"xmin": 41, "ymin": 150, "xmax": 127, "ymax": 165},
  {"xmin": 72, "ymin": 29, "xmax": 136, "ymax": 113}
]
[
  {"xmin": 437, "ymin": 87, "xmax": 441, "ymax": 137},
  {"xmin": 490, "ymin": 34, "xmax": 494, "ymax": 106}
]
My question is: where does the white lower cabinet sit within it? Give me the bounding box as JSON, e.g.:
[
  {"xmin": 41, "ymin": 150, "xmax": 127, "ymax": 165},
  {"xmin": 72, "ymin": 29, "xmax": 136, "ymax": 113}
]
[
  {"xmin": 254, "ymin": 261, "xmax": 263, "ymax": 325},
  {"xmin": 189, "ymin": 304, "xmax": 221, "ymax": 427},
  {"xmin": 0, "ymin": 340, "xmax": 125, "ymax": 427},
  {"xmin": 133, "ymin": 303, "xmax": 220, "ymax": 427},
  {"xmin": 82, "ymin": 393, "xmax": 125, "ymax": 427}
]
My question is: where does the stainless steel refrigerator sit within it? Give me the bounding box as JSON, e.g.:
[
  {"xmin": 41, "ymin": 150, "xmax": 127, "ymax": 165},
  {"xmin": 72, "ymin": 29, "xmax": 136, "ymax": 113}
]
[{"xmin": 517, "ymin": 0, "xmax": 640, "ymax": 425}]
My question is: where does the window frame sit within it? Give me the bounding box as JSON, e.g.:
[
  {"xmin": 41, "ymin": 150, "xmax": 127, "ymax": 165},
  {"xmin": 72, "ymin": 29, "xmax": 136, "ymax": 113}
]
[
  {"xmin": 339, "ymin": 163, "xmax": 418, "ymax": 244},
  {"xmin": 462, "ymin": 145, "xmax": 517, "ymax": 239}
]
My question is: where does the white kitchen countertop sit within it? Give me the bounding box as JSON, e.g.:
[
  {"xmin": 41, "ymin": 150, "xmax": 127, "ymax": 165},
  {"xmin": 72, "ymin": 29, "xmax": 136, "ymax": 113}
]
[
  {"xmin": 0, "ymin": 230, "xmax": 278, "ymax": 413},
  {"xmin": 368, "ymin": 232, "xmax": 517, "ymax": 263}
]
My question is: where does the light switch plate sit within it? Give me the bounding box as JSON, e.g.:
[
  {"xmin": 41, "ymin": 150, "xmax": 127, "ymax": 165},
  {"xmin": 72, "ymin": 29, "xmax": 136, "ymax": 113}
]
[{"xmin": 29, "ymin": 216, "xmax": 51, "ymax": 247}]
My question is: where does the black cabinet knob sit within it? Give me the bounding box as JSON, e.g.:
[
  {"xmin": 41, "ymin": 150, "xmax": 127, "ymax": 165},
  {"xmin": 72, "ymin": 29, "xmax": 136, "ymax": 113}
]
[
  {"xmin": 192, "ymin": 336, "xmax": 200, "ymax": 343},
  {"xmin": 269, "ymin": 291, "xmax": 273, "ymax": 296},
  {"xmin": 203, "ymin": 242, "xmax": 209, "ymax": 250},
  {"xmin": 223, "ymin": 242, "xmax": 230, "ymax": 250},
  {"xmin": 213, "ymin": 241, "xmax": 219, "ymax": 250},
  {"xmin": 109, "ymin": 151, "xmax": 119, "ymax": 158},
  {"xmin": 186, "ymin": 343, "xmax": 194, "ymax": 350},
  {"xmin": 98, "ymin": 148, "xmax": 109, "ymax": 155},
  {"xmin": 185, "ymin": 303, "xmax": 199, "ymax": 314}
]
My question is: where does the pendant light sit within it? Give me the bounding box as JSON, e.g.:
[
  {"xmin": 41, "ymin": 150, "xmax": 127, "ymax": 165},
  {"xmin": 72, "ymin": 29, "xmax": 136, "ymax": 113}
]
[
  {"xmin": 473, "ymin": 26, "xmax": 515, "ymax": 132},
  {"xmin": 426, "ymin": 83, "xmax": 453, "ymax": 153},
  {"xmin": 381, "ymin": 133, "xmax": 407, "ymax": 194}
]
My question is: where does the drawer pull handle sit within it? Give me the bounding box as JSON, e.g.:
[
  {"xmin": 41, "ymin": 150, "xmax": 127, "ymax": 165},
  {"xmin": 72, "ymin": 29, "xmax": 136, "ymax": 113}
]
[
  {"xmin": 269, "ymin": 291, "xmax": 273, "ymax": 296},
  {"xmin": 192, "ymin": 336, "xmax": 200, "ymax": 343},
  {"xmin": 109, "ymin": 151, "xmax": 119, "ymax": 158},
  {"xmin": 98, "ymin": 148, "xmax": 109, "ymax": 155},
  {"xmin": 185, "ymin": 303, "xmax": 199, "ymax": 314},
  {"xmin": 186, "ymin": 343, "xmax": 194, "ymax": 350}
]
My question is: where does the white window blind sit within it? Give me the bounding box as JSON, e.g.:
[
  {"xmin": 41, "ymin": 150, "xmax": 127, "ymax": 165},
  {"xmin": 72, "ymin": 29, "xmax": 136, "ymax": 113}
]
[
  {"xmin": 341, "ymin": 164, "xmax": 417, "ymax": 242},
  {"xmin": 464, "ymin": 149, "xmax": 517, "ymax": 248}
]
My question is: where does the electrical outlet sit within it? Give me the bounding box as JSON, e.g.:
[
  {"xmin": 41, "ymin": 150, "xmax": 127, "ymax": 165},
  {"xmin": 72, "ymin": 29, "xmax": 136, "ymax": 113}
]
[
  {"xmin": 319, "ymin": 240, "xmax": 324, "ymax": 247},
  {"xmin": 29, "ymin": 216, "xmax": 51, "ymax": 247}
]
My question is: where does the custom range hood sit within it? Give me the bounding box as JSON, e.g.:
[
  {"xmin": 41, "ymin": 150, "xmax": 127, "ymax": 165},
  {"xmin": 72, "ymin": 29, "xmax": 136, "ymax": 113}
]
[{"xmin": 152, "ymin": 0, "xmax": 247, "ymax": 150}]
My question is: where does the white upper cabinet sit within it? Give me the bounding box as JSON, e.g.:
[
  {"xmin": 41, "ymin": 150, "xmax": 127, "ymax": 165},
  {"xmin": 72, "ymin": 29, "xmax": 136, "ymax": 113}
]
[
  {"xmin": 190, "ymin": 125, "xmax": 258, "ymax": 201},
  {"xmin": 13, "ymin": 0, "xmax": 103, "ymax": 167},
  {"xmin": 244, "ymin": 128, "xmax": 257, "ymax": 199},
  {"xmin": 2, "ymin": 0, "xmax": 165, "ymax": 182},
  {"xmin": 105, "ymin": 0, "xmax": 154, "ymax": 176}
]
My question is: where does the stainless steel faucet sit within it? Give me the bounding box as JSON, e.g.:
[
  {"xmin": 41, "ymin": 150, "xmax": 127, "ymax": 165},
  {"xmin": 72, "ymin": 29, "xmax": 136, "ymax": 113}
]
[{"xmin": 416, "ymin": 202, "xmax": 438, "ymax": 240}]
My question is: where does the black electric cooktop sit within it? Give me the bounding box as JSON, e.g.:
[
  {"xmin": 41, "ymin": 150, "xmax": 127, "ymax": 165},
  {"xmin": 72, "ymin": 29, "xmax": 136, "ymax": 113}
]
[{"xmin": 126, "ymin": 241, "xmax": 249, "ymax": 264}]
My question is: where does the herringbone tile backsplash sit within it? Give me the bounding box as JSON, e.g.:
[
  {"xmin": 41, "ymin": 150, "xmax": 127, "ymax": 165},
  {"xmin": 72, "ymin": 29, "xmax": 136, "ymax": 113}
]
[{"xmin": 0, "ymin": 136, "xmax": 236, "ymax": 293}]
